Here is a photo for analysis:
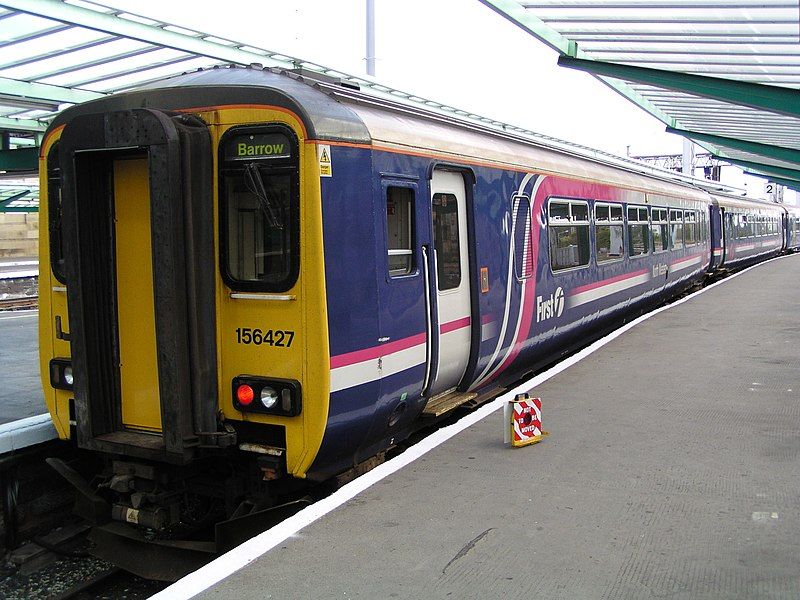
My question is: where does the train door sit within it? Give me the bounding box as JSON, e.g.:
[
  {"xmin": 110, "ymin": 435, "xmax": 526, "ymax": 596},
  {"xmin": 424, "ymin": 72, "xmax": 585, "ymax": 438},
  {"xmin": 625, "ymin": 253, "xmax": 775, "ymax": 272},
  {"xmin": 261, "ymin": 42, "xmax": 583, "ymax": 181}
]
[
  {"xmin": 720, "ymin": 208, "xmax": 729, "ymax": 266},
  {"xmin": 59, "ymin": 109, "xmax": 218, "ymax": 460},
  {"xmin": 781, "ymin": 211, "xmax": 788, "ymax": 251},
  {"xmin": 427, "ymin": 169, "xmax": 472, "ymax": 397},
  {"xmin": 114, "ymin": 156, "xmax": 162, "ymax": 432}
]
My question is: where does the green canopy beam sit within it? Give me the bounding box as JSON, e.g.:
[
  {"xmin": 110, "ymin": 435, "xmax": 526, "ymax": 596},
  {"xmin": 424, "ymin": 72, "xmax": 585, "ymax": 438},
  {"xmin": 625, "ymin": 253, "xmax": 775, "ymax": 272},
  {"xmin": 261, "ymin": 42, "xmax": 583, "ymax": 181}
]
[
  {"xmin": 557, "ymin": 56, "xmax": 800, "ymax": 119},
  {"xmin": 0, "ymin": 116, "xmax": 47, "ymax": 133},
  {"xmin": 0, "ymin": 147, "xmax": 39, "ymax": 172},
  {"xmin": 0, "ymin": 189, "xmax": 37, "ymax": 212},
  {"xmin": 741, "ymin": 173, "xmax": 800, "ymax": 194},
  {"xmin": 718, "ymin": 157, "xmax": 800, "ymax": 184},
  {"xmin": 0, "ymin": 76, "xmax": 103, "ymax": 106},
  {"xmin": 478, "ymin": 0, "xmax": 577, "ymax": 56},
  {"xmin": 666, "ymin": 127, "xmax": 800, "ymax": 167},
  {"xmin": 0, "ymin": 0, "xmax": 295, "ymax": 69}
]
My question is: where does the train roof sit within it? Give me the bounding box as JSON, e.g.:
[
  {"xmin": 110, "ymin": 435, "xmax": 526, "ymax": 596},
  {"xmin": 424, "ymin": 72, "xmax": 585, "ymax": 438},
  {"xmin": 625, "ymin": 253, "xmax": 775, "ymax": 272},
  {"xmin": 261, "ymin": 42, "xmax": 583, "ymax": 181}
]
[
  {"xmin": 709, "ymin": 191, "xmax": 787, "ymax": 213},
  {"xmin": 336, "ymin": 92, "xmax": 710, "ymax": 202},
  {"xmin": 48, "ymin": 67, "xmax": 371, "ymax": 145},
  {"xmin": 48, "ymin": 65, "xmax": 742, "ymax": 202}
]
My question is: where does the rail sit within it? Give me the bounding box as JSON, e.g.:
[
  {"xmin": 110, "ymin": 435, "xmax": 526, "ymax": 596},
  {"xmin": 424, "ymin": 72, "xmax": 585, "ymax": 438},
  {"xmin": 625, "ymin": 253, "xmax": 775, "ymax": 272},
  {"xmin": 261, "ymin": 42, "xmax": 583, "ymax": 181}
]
[{"xmin": 0, "ymin": 296, "xmax": 38, "ymax": 311}]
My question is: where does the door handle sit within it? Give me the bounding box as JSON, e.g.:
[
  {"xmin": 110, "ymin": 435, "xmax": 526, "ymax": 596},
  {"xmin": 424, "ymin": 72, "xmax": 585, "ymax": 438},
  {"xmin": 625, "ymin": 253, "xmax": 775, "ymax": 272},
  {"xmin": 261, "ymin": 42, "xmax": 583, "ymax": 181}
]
[
  {"xmin": 55, "ymin": 315, "xmax": 71, "ymax": 342},
  {"xmin": 421, "ymin": 245, "xmax": 432, "ymax": 396}
]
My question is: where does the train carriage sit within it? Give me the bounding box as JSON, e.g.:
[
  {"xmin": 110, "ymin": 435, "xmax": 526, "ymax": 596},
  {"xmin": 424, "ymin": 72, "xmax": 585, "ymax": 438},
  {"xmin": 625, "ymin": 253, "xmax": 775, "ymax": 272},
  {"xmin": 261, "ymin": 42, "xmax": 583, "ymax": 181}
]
[
  {"xmin": 711, "ymin": 193, "xmax": 786, "ymax": 270},
  {"xmin": 36, "ymin": 65, "xmax": 792, "ymax": 576},
  {"xmin": 783, "ymin": 204, "xmax": 800, "ymax": 251}
]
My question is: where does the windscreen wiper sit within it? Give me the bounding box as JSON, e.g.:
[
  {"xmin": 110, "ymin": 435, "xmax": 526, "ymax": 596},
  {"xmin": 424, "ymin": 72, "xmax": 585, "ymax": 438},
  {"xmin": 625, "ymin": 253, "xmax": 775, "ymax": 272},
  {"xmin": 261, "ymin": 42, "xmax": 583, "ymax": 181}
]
[{"xmin": 244, "ymin": 162, "xmax": 283, "ymax": 229}]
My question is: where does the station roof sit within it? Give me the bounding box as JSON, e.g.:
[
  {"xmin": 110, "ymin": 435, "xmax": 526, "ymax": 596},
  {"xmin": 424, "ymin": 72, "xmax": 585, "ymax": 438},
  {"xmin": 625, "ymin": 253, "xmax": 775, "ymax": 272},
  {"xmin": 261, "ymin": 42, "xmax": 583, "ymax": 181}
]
[
  {"xmin": 0, "ymin": 181, "xmax": 38, "ymax": 212},
  {"xmin": 0, "ymin": 0, "xmax": 797, "ymax": 196},
  {"xmin": 0, "ymin": 0, "xmax": 324, "ymax": 138},
  {"xmin": 480, "ymin": 0, "xmax": 800, "ymax": 191},
  {"xmin": 0, "ymin": 0, "xmax": 727, "ymax": 192}
]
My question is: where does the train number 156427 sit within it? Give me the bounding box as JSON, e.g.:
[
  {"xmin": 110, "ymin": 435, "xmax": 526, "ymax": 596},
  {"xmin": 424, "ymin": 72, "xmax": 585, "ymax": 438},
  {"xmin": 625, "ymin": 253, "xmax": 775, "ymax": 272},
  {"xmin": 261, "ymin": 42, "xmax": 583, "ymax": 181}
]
[{"xmin": 235, "ymin": 328, "xmax": 295, "ymax": 347}]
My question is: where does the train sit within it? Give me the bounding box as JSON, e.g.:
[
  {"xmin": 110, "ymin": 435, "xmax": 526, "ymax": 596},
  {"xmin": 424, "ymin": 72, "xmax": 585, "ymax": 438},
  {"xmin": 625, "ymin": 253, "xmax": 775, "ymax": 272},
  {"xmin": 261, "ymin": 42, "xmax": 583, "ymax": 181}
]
[{"xmin": 38, "ymin": 65, "xmax": 800, "ymax": 579}]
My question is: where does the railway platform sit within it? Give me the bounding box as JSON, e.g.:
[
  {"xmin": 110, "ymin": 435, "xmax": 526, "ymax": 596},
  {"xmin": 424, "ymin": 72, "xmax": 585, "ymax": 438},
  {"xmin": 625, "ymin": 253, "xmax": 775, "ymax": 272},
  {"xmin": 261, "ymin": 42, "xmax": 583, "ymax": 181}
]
[
  {"xmin": 0, "ymin": 309, "xmax": 45, "ymax": 426},
  {"xmin": 0, "ymin": 257, "xmax": 45, "ymax": 428},
  {"xmin": 166, "ymin": 253, "xmax": 800, "ymax": 599},
  {"xmin": 0, "ymin": 257, "xmax": 38, "ymax": 279}
]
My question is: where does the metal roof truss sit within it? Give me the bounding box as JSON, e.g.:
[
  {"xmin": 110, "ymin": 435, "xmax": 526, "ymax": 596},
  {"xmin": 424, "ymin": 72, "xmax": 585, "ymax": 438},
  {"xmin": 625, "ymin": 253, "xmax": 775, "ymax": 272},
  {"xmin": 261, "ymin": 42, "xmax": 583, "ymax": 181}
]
[{"xmin": 480, "ymin": 0, "xmax": 800, "ymax": 193}]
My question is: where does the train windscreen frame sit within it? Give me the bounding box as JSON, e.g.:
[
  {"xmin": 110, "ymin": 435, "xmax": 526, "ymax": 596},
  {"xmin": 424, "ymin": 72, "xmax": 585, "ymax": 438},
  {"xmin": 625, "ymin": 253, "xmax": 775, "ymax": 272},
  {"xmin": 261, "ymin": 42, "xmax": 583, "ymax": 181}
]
[{"xmin": 219, "ymin": 124, "xmax": 300, "ymax": 293}]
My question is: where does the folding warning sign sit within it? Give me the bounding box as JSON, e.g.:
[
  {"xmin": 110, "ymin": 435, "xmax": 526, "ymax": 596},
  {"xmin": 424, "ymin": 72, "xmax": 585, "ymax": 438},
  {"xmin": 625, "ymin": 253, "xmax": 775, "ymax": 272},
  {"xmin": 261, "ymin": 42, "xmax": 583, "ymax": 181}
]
[{"xmin": 504, "ymin": 393, "xmax": 548, "ymax": 447}]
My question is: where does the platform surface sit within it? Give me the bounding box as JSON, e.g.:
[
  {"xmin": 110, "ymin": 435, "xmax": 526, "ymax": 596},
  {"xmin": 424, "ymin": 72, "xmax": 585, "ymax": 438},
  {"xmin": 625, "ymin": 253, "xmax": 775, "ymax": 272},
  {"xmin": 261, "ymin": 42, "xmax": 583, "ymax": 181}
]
[
  {"xmin": 0, "ymin": 257, "xmax": 38, "ymax": 279},
  {"xmin": 0, "ymin": 310, "xmax": 45, "ymax": 424},
  {"xmin": 200, "ymin": 254, "xmax": 800, "ymax": 599}
]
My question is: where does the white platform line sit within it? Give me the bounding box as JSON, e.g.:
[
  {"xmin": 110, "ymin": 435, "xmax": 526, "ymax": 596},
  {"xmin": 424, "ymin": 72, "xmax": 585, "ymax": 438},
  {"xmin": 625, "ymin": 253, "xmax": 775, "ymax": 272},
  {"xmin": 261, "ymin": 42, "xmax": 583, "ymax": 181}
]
[
  {"xmin": 150, "ymin": 254, "xmax": 792, "ymax": 600},
  {"xmin": 0, "ymin": 413, "xmax": 57, "ymax": 453},
  {"xmin": 0, "ymin": 269, "xmax": 38, "ymax": 279},
  {"xmin": 0, "ymin": 310, "xmax": 37, "ymax": 320},
  {"xmin": 0, "ymin": 260, "xmax": 38, "ymax": 267}
]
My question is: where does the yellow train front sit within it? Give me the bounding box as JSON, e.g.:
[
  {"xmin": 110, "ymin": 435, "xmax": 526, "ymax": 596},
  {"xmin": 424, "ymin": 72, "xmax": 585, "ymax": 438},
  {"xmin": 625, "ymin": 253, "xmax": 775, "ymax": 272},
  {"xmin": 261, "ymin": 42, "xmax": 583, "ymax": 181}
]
[{"xmin": 39, "ymin": 68, "xmax": 339, "ymax": 578}]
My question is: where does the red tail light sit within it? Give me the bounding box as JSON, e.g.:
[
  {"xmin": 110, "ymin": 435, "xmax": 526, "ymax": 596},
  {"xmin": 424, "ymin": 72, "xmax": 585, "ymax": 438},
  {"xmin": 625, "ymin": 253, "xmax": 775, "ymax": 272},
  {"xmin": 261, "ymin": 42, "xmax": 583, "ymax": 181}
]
[{"xmin": 236, "ymin": 384, "xmax": 254, "ymax": 405}]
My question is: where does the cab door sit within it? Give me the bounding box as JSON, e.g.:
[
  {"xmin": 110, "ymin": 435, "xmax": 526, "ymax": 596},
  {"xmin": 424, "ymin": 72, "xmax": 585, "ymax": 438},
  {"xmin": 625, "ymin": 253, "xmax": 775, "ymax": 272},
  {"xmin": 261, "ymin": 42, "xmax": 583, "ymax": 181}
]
[
  {"xmin": 427, "ymin": 169, "xmax": 472, "ymax": 397},
  {"xmin": 114, "ymin": 156, "xmax": 162, "ymax": 432}
]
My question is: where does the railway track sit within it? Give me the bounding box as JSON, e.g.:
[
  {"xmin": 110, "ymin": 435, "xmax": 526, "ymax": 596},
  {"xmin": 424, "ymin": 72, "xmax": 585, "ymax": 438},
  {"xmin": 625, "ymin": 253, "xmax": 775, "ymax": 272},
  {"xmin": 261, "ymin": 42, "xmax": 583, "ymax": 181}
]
[
  {"xmin": 0, "ymin": 296, "xmax": 37, "ymax": 311},
  {"xmin": 48, "ymin": 566, "xmax": 122, "ymax": 600}
]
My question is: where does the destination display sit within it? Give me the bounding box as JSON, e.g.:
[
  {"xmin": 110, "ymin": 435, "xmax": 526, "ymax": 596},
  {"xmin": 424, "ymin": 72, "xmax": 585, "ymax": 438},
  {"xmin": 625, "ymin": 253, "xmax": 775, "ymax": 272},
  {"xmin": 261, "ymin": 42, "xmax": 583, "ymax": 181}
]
[{"xmin": 224, "ymin": 132, "xmax": 292, "ymax": 161}]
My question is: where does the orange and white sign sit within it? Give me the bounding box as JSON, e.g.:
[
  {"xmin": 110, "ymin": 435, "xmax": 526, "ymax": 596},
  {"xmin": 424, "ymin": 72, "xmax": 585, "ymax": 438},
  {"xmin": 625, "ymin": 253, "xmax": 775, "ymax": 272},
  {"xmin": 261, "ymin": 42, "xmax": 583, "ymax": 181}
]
[{"xmin": 505, "ymin": 393, "xmax": 547, "ymax": 447}]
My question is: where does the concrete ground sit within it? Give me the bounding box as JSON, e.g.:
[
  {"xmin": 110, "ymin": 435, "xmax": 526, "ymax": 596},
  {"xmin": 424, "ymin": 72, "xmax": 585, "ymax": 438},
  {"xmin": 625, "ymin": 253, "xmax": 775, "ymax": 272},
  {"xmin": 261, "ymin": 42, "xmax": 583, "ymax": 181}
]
[
  {"xmin": 0, "ymin": 257, "xmax": 38, "ymax": 279},
  {"xmin": 200, "ymin": 254, "xmax": 800, "ymax": 600},
  {"xmin": 0, "ymin": 258, "xmax": 44, "ymax": 424},
  {"xmin": 0, "ymin": 311, "xmax": 45, "ymax": 424}
]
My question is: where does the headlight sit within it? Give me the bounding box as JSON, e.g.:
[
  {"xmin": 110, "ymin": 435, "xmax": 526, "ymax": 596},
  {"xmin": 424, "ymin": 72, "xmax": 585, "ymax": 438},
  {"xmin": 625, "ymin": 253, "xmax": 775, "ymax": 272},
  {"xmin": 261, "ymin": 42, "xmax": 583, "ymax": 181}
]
[
  {"xmin": 232, "ymin": 376, "xmax": 301, "ymax": 416},
  {"xmin": 260, "ymin": 387, "xmax": 279, "ymax": 409},
  {"xmin": 49, "ymin": 359, "xmax": 74, "ymax": 391}
]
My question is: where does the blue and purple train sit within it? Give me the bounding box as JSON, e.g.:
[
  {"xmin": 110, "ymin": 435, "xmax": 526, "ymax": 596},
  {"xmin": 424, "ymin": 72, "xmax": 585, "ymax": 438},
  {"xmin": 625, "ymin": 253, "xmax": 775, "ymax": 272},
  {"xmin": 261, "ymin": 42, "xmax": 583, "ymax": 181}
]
[{"xmin": 38, "ymin": 66, "xmax": 800, "ymax": 577}]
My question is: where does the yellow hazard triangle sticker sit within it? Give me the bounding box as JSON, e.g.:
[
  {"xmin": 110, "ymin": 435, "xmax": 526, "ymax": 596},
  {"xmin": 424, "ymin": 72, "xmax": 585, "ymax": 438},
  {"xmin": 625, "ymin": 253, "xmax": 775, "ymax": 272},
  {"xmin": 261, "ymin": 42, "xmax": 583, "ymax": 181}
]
[{"xmin": 318, "ymin": 144, "xmax": 332, "ymax": 177}]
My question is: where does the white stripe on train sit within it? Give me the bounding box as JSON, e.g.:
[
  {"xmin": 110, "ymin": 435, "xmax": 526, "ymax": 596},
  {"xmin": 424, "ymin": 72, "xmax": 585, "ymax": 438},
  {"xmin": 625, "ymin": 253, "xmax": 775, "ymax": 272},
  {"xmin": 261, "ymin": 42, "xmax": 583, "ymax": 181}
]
[{"xmin": 472, "ymin": 174, "xmax": 546, "ymax": 389}]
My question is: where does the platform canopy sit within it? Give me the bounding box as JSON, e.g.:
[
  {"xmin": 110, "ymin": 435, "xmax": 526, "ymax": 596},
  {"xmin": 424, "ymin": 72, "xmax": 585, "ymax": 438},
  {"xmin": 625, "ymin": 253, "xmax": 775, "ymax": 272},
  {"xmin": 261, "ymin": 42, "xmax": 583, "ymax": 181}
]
[
  {"xmin": 1, "ymin": 0, "xmax": 797, "ymax": 197},
  {"xmin": 1, "ymin": 0, "xmax": 613, "ymax": 178},
  {"xmin": 0, "ymin": 181, "xmax": 38, "ymax": 212},
  {"xmin": 480, "ymin": 0, "xmax": 800, "ymax": 192},
  {"xmin": 0, "ymin": 0, "xmax": 393, "ymax": 177},
  {"xmin": 0, "ymin": 0, "xmax": 327, "ymax": 138},
  {"xmin": 0, "ymin": 0, "xmax": 731, "ymax": 193}
]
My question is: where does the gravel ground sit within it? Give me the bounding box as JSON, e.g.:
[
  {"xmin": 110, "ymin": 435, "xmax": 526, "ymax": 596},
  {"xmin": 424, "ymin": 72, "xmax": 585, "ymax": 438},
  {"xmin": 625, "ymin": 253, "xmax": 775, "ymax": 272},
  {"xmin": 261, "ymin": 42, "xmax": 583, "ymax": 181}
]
[
  {"xmin": 0, "ymin": 548, "xmax": 167, "ymax": 599},
  {"xmin": 0, "ymin": 276, "xmax": 37, "ymax": 300}
]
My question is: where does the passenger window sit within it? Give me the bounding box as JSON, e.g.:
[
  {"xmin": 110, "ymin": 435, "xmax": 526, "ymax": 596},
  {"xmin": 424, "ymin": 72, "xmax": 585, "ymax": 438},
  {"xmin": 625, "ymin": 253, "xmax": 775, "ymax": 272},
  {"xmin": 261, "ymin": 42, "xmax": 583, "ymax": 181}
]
[
  {"xmin": 549, "ymin": 202, "xmax": 570, "ymax": 222},
  {"xmin": 512, "ymin": 195, "xmax": 533, "ymax": 280},
  {"xmin": 47, "ymin": 143, "xmax": 66, "ymax": 283},
  {"xmin": 432, "ymin": 193, "xmax": 461, "ymax": 290},
  {"xmin": 595, "ymin": 202, "xmax": 624, "ymax": 263},
  {"xmin": 684, "ymin": 210, "xmax": 697, "ymax": 245},
  {"xmin": 669, "ymin": 209, "xmax": 684, "ymax": 250},
  {"xmin": 627, "ymin": 205, "xmax": 650, "ymax": 256},
  {"xmin": 741, "ymin": 214, "xmax": 752, "ymax": 238},
  {"xmin": 220, "ymin": 127, "xmax": 299, "ymax": 291},
  {"xmin": 386, "ymin": 186, "xmax": 415, "ymax": 276},
  {"xmin": 549, "ymin": 199, "xmax": 590, "ymax": 271},
  {"xmin": 700, "ymin": 210, "xmax": 707, "ymax": 242},
  {"xmin": 651, "ymin": 208, "xmax": 669, "ymax": 252}
]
